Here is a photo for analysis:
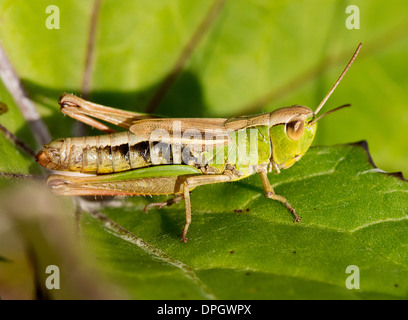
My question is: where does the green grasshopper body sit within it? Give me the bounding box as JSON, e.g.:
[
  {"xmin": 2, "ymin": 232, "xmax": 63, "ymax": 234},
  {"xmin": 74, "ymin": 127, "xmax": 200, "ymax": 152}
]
[
  {"xmin": 37, "ymin": 106, "xmax": 315, "ymax": 176},
  {"xmin": 37, "ymin": 44, "xmax": 361, "ymax": 242}
]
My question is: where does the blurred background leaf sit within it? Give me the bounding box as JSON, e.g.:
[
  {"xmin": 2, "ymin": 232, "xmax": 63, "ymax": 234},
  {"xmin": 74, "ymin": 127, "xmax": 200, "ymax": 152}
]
[
  {"xmin": 0, "ymin": 183, "xmax": 126, "ymax": 299},
  {"xmin": 0, "ymin": 0, "xmax": 407, "ymax": 299}
]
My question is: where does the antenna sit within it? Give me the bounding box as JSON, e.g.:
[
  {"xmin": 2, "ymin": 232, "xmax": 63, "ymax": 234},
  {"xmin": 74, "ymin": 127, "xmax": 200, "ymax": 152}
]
[
  {"xmin": 314, "ymin": 43, "xmax": 362, "ymax": 115},
  {"xmin": 308, "ymin": 103, "xmax": 351, "ymax": 126}
]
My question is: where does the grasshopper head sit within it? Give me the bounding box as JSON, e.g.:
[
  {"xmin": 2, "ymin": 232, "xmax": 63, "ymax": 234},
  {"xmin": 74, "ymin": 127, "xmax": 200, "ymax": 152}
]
[
  {"xmin": 268, "ymin": 43, "xmax": 361, "ymax": 170},
  {"xmin": 268, "ymin": 106, "xmax": 316, "ymax": 170},
  {"xmin": 268, "ymin": 102, "xmax": 350, "ymax": 170}
]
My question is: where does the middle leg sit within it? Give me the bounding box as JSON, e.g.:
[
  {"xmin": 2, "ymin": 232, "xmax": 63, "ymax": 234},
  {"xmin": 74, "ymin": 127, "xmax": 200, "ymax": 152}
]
[{"xmin": 143, "ymin": 194, "xmax": 184, "ymax": 213}]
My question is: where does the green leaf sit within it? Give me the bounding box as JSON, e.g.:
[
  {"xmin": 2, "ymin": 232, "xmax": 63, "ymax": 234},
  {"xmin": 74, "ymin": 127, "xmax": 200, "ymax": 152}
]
[
  {"xmin": 79, "ymin": 142, "xmax": 408, "ymax": 299},
  {"xmin": 0, "ymin": 79, "xmax": 38, "ymax": 175}
]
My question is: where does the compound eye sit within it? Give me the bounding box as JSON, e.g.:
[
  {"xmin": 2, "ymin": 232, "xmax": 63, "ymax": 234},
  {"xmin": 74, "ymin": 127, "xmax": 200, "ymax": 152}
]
[{"xmin": 286, "ymin": 119, "xmax": 305, "ymax": 141}]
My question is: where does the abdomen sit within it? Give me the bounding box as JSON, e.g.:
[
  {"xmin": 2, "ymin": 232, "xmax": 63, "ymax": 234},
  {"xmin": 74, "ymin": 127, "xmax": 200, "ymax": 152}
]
[{"xmin": 37, "ymin": 132, "xmax": 152, "ymax": 174}]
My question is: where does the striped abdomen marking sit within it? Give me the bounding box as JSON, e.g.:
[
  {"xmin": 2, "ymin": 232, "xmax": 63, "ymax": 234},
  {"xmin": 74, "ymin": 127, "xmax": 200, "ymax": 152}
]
[
  {"xmin": 80, "ymin": 132, "xmax": 150, "ymax": 174},
  {"xmin": 40, "ymin": 132, "xmax": 152, "ymax": 174},
  {"xmin": 38, "ymin": 132, "xmax": 209, "ymax": 173}
]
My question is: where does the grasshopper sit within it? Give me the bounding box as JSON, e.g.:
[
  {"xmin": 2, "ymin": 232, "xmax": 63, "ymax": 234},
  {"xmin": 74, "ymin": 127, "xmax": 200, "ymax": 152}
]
[{"xmin": 36, "ymin": 44, "xmax": 362, "ymax": 242}]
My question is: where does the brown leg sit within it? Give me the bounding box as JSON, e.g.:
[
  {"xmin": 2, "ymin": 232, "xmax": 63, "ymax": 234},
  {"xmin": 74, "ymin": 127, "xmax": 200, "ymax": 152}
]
[
  {"xmin": 46, "ymin": 171, "xmax": 237, "ymax": 242},
  {"xmin": 58, "ymin": 93, "xmax": 156, "ymax": 133},
  {"xmin": 181, "ymin": 184, "xmax": 192, "ymax": 243},
  {"xmin": 143, "ymin": 194, "xmax": 183, "ymax": 213},
  {"xmin": 258, "ymin": 169, "xmax": 301, "ymax": 222},
  {"xmin": 180, "ymin": 173, "xmax": 236, "ymax": 243}
]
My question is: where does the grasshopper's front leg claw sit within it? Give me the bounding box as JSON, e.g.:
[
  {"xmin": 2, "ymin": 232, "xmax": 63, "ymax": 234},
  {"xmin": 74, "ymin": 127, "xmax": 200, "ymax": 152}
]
[
  {"xmin": 287, "ymin": 204, "xmax": 301, "ymax": 223},
  {"xmin": 258, "ymin": 169, "xmax": 301, "ymax": 222},
  {"xmin": 265, "ymin": 191, "xmax": 301, "ymax": 222}
]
